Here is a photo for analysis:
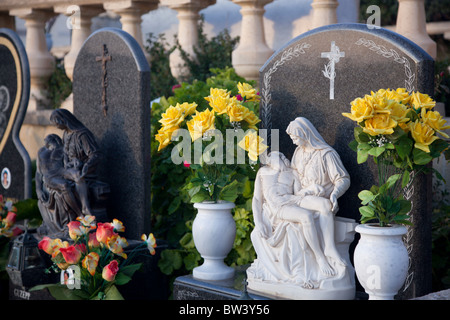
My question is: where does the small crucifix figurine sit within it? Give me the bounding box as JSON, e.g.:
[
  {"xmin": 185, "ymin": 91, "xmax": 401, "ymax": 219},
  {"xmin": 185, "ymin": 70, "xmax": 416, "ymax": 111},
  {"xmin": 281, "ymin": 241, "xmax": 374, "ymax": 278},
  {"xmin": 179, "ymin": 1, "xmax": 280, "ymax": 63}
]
[
  {"xmin": 321, "ymin": 41, "xmax": 345, "ymax": 100},
  {"xmin": 96, "ymin": 44, "xmax": 112, "ymax": 116}
]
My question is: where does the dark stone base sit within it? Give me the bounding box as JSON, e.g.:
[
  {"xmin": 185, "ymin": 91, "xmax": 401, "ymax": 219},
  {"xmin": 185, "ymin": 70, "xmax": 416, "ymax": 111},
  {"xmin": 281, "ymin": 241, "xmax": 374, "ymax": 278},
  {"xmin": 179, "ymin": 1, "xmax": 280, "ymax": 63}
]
[
  {"xmin": 173, "ymin": 266, "xmax": 269, "ymax": 300},
  {"xmin": 173, "ymin": 266, "xmax": 369, "ymax": 300}
]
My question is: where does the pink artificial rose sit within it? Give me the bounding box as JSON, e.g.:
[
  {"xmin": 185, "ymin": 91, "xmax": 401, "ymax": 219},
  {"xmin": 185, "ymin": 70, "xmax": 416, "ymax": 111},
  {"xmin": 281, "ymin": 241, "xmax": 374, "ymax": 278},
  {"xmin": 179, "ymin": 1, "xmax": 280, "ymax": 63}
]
[
  {"xmin": 183, "ymin": 160, "xmax": 191, "ymax": 168},
  {"xmin": 102, "ymin": 260, "xmax": 119, "ymax": 282},
  {"xmin": 96, "ymin": 223, "xmax": 116, "ymax": 244},
  {"xmin": 4, "ymin": 211, "xmax": 16, "ymax": 227},
  {"xmin": 59, "ymin": 245, "xmax": 82, "ymax": 265}
]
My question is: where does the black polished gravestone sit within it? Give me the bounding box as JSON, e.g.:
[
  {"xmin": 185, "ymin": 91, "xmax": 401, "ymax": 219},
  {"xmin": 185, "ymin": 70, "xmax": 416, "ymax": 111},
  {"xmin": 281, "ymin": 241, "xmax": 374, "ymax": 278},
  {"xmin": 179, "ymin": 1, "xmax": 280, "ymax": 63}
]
[
  {"xmin": 259, "ymin": 23, "xmax": 434, "ymax": 299},
  {"xmin": 73, "ymin": 28, "xmax": 151, "ymax": 241},
  {"xmin": 0, "ymin": 28, "xmax": 32, "ymax": 203},
  {"xmin": 72, "ymin": 28, "xmax": 168, "ymax": 300}
]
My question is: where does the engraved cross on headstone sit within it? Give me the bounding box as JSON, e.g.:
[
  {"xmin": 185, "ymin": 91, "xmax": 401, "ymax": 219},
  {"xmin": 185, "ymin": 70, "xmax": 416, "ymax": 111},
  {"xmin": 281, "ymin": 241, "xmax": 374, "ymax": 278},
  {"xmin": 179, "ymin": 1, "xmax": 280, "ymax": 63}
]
[
  {"xmin": 321, "ymin": 41, "xmax": 345, "ymax": 100},
  {"xmin": 96, "ymin": 44, "xmax": 112, "ymax": 116}
]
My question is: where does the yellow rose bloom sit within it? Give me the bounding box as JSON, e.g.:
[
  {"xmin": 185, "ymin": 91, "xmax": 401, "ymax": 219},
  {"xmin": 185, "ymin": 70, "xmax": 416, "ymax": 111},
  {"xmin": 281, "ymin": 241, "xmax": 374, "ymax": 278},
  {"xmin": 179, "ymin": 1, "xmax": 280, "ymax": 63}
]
[
  {"xmin": 159, "ymin": 105, "xmax": 185, "ymax": 130},
  {"xmin": 421, "ymin": 108, "xmax": 450, "ymax": 138},
  {"xmin": 206, "ymin": 95, "xmax": 229, "ymax": 115},
  {"xmin": 409, "ymin": 120, "xmax": 439, "ymax": 153},
  {"xmin": 363, "ymin": 113, "xmax": 397, "ymax": 136},
  {"xmin": 178, "ymin": 102, "xmax": 198, "ymax": 117},
  {"xmin": 205, "ymin": 88, "xmax": 230, "ymax": 100},
  {"xmin": 244, "ymin": 111, "xmax": 261, "ymax": 130},
  {"xmin": 342, "ymin": 96, "xmax": 374, "ymax": 122},
  {"xmin": 389, "ymin": 101, "xmax": 410, "ymax": 123},
  {"xmin": 411, "ymin": 91, "xmax": 435, "ymax": 110},
  {"xmin": 186, "ymin": 109, "xmax": 216, "ymax": 141},
  {"xmin": 155, "ymin": 126, "xmax": 178, "ymax": 151},
  {"xmin": 238, "ymin": 131, "xmax": 268, "ymax": 161},
  {"xmin": 227, "ymin": 98, "xmax": 251, "ymax": 122},
  {"xmin": 237, "ymin": 82, "xmax": 259, "ymax": 102},
  {"xmin": 373, "ymin": 88, "xmax": 411, "ymax": 104}
]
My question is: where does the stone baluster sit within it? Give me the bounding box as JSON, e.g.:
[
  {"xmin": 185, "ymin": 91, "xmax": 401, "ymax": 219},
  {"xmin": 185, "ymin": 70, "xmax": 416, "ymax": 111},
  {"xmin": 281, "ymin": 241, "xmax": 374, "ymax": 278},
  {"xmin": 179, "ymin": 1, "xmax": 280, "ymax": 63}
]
[
  {"xmin": 396, "ymin": 0, "xmax": 436, "ymax": 59},
  {"xmin": 54, "ymin": 5, "xmax": 104, "ymax": 81},
  {"xmin": 104, "ymin": 0, "xmax": 160, "ymax": 63},
  {"xmin": 10, "ymin": 8, "xmax": 56, "ymax": 111},
  {"xmin": 231, "ymin": 0, "xmax": 274, "ymax": 83},
  {"xmin": 310, "ymin": 0, "xmax": 339, "ymax": 29},
  {"xmin": 160, "ymin": 0, "xmax": 216, "ymax": 81}
]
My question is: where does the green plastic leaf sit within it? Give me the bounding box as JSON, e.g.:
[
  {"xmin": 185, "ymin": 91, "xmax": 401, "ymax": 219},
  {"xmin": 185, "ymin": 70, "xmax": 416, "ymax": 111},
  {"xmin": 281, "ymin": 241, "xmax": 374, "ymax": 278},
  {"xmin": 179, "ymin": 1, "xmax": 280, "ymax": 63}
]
[
  {"xmin": 368, "ymin": 146, "xmax": 386, "ymax": 157},
  {"xmin": 395, "ymin": 136, "xmax": 413, "ymax": 160},
  {"xmin": 357, "ymin": 149, "xmax": 369, "ymax": 164},
  {"xmin": 359, "ymin": 205, "xmax": 375, "ymax": 218},
  {"xmin": 358, "ymin": 190, "xmax": 375, "ymax": 205},
  {"xmin": 413, "ymin": 148, "xmax": 433, "ymax": 165},
  {"xmin": 219, "ymin": 179, "xmax": 240, "ymax": 202}
]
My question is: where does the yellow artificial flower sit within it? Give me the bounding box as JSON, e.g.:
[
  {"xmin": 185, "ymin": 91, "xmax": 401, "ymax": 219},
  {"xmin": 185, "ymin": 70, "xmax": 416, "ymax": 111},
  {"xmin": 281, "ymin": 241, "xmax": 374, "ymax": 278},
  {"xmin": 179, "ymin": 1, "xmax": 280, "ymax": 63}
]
[
  {"xmin": 177, "ymin": 102, "xmax": 198, "ymax": 117},
  {"xmin": 186, "ymin": 109, "xmax": 216, "ymax": 141},
  {"xmin": 112, "ymin": 219, "xmax": 125, "ymax": 232},
  {"xmin": 373, "ymin": 88, "xmax": 411, "ymax": 104},
  {"xmin": 370, "ymin": 94, "xmax": 395, "ymax": 115},
  {"xmin": 409, "ymin": 120, "xmax": 439, "ymax": 153},
  {"xmin": 141, "ymin": 233, "xmax": 157, "ymax": 255},
  {"xmin": 107, "ymin": 234, "xmax": 128, "ymax": 259},
  {"xmin": 342, "ymin": 96, "xmax": 374, "ymax": 122},
  {"xmin": 244, "ymin": 111, "xmax": 261, "ymax": 130},
  {"xmin": 82, "ymin": 252, "xmax": 100, "ymax": 276},
  {"xmin": 205, "ymin": 88, "xmax": 230, "ymax": 101},
  {"xmin": 421, "ymin": 108, "xmax": 450, "ymax": 138},
  {"xmin": 227, "ymin": 98, "xmax": 251, "ymax": 122},
  {"xmin": 237, "ymin": 82, "xmax": 259, "ymax": 102},
  {"xmin": 159, "ymin": 105, "xmax": 185, "ymax": 130},
  {"xmin": 389, "ymin": 101, "xmax": 410, "ymax": 123},
  {"xmin": 411, "ymin": 91, "xmax": 435, "ymax": 110},
  {"xmin": 155, "ymin": 126, "xmax": 178, "ymax": 151},
  {"xmin": 363, "ymin": 113, "xmax": 397, "ymax": 136},
  {"xmin": 207, "ymin": 95, "xmax": 230, "ymax": 115},
  {"xmin": 238, "ymin": 131, "xmax": 268, "ymax": 161}
]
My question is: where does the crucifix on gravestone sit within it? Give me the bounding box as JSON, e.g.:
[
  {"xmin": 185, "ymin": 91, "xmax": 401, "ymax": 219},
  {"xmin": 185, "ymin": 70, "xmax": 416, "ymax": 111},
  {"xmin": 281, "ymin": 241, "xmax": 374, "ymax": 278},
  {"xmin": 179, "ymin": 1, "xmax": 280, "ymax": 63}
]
[
  {"xmin": 95, "ymin": 44, "xmax": 112, "ymax": 117},
  {"xmin": 321, "ymin": 41, "xmax": 345, "ymax": 100}
]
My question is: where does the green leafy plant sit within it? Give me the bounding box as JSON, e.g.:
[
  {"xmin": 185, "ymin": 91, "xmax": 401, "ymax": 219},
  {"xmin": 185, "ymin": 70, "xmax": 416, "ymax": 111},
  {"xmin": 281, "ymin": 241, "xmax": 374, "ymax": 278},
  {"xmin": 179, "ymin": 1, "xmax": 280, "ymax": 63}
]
[
  {"xmin": 150, "ymin": 68, "xmax": 257, "ymax": 288},
  {"xmin": 343, "ymin": 88, "xmax": 450, "ymax": 226},
  {"xmin": 45, "ymin": 58, "xmax": 72, "ymax": 109},
  {"xmin": 174, "ymin": 15, "xmax": 240, "ymax": 83}
]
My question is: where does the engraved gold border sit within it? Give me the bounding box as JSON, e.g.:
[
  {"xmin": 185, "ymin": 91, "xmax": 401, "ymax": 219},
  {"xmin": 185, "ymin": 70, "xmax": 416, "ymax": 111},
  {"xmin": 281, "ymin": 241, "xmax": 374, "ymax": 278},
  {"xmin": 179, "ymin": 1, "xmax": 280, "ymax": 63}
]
[{"xmin": 0, "ymin": 36, "xmax": 22, "ymax": 155}]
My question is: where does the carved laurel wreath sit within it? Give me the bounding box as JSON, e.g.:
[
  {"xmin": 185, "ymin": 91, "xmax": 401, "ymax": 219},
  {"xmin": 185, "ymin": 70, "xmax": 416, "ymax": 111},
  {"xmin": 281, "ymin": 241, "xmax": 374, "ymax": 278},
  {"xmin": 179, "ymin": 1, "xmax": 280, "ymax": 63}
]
[
  {"xmin": 260, "ymin": 42, "xmax": 311, "ymax": 135},
  {"xmin": 355, "ymin": 38, "xmax": 415, "ymax": 93}
]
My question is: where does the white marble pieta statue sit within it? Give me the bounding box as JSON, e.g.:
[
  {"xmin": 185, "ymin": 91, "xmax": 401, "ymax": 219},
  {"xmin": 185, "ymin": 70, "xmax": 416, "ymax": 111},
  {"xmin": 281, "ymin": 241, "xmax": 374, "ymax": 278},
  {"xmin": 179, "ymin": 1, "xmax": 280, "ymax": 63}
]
[{"xmin": 246, "ymin": 117, "xmax": 357, "ymax": 300}]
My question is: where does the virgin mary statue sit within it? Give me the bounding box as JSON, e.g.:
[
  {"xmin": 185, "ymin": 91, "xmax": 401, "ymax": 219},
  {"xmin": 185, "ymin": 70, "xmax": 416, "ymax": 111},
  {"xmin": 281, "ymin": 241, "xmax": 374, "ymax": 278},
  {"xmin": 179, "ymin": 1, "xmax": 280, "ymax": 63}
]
[{"xmin": 246, "ymin": 117, "xmax": 357, "ymax": 300}]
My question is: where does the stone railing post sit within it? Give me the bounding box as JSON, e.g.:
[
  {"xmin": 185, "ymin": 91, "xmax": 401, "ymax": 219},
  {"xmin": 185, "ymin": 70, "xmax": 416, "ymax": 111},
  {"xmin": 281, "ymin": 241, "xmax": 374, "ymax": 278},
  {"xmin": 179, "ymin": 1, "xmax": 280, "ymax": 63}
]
[
  {"xmin": 10, "ymin": 8, "xmax": 56, "ymax": 111},
  {"xmin": 160, "ymin": 0, "xmax": 216, "ymax": 81},
  {"xmin": 310, "ymin": 0, "xmax": 338, "ymax": 29},
  {"xmin": 104, "ymin": 0, "xmax": 160, "ymax": 63},
  {"xmin": 396, "ymin": 0, "xmax": 436, "ymax": 59},
  {"xmin": 231, "ymin": 0, "xmax": 273, "ymax": 83},
  {"xmin": 55, "ymin": 5, "xmax": 104, "ymax": 81}
]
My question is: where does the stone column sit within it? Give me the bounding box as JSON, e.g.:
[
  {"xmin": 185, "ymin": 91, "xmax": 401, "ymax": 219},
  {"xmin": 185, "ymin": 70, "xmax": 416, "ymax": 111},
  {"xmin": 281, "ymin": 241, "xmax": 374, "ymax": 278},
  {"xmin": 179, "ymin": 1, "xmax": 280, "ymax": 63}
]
[
  {"xmin": 10, "ymin": 8, "xmax": 56, "ymax": 111},
  {"xmin": 310, "ymin": 0, "xmax": 338, "ymax": 29},
  {"xmin": 231, "ymin": 0, "xmax": 274, "ymax": 83},
  {"xmin": 104, "ymin": 0, "xmax": 160, "ymax": 62},
  {"xmin": 396, "ymin": 0, "xmax": 436, "ymax": 59},
  {"xmin": 54, "ymin": 5, "xmax": 104, "ymax": 81},
  {"xmin": 160, "ymin": 0, "xmax": 216, "ymax": 81}
]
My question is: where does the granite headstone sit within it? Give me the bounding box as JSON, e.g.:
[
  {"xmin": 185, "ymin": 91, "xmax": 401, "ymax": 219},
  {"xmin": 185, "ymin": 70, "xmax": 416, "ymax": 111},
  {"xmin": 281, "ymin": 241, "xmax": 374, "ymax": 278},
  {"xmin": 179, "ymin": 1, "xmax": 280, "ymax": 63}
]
[
  {"xmin": 259, "ymin": 23, "xmax": 434, "ymax": 299},
  {"xmin": 73, "ymin": 27, "xmax": 151, "ymax": 240},
  {"xmin": 0, "ymin": 28, "xmax": 32, "ymax": 203}
]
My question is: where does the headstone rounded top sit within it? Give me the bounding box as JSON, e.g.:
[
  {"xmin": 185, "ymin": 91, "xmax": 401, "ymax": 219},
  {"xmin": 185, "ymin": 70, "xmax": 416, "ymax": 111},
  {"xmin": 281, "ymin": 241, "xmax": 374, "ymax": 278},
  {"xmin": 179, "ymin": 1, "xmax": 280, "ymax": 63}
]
[
  {"xmin": 262, "ymin": 23, "xmax": 434, "ymax": 72},
  {"xmin": 0, "ymin": 28, "xmax": 31, "ymax": 200},
  {"xmin": 75, "ymin": 27, "xmax": 150, "ymax": 74}
]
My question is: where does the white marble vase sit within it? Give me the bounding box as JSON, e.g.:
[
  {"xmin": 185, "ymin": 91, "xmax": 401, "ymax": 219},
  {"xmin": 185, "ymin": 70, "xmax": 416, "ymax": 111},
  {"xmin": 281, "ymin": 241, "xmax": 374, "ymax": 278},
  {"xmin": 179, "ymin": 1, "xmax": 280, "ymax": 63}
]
[
  {"xmin": 192, "ymin": 201, "xmax": 236, "ymax": 281},
  {"xmin": 354, "ymin": 223, "xmax": 409, "ymax": 300}
]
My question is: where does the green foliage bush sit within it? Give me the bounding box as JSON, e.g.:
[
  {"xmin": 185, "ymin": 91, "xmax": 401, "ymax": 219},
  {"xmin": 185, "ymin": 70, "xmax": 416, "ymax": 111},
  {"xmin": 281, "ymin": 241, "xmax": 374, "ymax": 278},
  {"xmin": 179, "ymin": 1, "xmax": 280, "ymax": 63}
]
[{"xmin": 150, "ymin": 68, "xmax": 257, "ymax": 285}]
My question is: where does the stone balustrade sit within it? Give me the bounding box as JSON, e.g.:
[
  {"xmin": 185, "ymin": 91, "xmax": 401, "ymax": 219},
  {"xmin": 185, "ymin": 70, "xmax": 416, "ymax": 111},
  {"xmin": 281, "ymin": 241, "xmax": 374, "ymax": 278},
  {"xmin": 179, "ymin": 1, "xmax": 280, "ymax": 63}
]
[{"xmin": 0, "ymin": 0, "xmax": 447, "ymax": 158}]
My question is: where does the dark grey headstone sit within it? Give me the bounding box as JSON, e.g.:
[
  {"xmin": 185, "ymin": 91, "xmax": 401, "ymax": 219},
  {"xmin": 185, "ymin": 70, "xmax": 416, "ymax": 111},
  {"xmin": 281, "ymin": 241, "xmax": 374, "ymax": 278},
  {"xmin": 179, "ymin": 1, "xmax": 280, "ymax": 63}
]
[
  {"xmin": 73, "ymin": 28, "xmax": 151, "ymax": 240},
  {"xmin": 0, "ymin": 28, "xmax": 32, "ymax": 202},
  {"xmin": 259, "ymin": 23, "xmax": 434, "ymax": 299}
]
